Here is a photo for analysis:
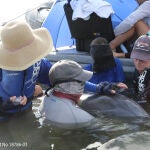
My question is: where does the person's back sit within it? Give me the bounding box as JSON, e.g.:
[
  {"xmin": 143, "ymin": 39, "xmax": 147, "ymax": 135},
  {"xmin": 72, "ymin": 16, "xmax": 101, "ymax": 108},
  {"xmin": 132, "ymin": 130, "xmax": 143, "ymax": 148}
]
[
  {"xmin": 84, "ymin": 58, "xmax": 124, "ymax": 83},
  {"xmin": 83, "ymin": 37, "xmax": 125, "ymax": 92}
]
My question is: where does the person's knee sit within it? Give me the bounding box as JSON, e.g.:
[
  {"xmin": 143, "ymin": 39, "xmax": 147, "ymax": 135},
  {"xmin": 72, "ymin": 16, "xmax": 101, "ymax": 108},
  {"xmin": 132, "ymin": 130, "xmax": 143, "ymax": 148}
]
[{"xmin": 135, "ymin": 20, "xmax": 149, "ymax": 35}]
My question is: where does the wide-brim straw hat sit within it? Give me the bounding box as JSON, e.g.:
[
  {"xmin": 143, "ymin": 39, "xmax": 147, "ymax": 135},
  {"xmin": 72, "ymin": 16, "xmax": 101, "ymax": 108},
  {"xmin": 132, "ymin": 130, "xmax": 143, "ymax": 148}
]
[{"xmin": 0, "ymin": 20, "xmax": 53, "ymax": 71}]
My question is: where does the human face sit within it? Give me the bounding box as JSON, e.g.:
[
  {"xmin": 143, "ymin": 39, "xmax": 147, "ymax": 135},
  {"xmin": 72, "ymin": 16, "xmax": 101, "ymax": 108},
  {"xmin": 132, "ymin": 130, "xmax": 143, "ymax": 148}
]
[{"xmin": 133, "ymin": 59, "xmax": 150, "ymax": 73}]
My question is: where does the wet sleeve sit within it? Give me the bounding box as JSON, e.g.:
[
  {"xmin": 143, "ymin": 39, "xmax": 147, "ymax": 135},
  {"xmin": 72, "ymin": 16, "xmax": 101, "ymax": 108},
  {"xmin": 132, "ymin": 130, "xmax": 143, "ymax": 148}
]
[
  {"xmin": 114, "ymin": 1, "xmax": 150, "ymax": 36},
  {"xmin": 84, "ymin": 81, "xmax": 97, "ymax": 93}
]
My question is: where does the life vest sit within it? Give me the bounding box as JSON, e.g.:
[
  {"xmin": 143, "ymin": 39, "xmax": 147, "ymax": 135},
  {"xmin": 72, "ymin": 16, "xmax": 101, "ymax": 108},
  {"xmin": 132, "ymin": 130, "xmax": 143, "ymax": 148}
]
[{"xmin": 0, "ymin": 61, "xmax": 41, "ymax": 113}]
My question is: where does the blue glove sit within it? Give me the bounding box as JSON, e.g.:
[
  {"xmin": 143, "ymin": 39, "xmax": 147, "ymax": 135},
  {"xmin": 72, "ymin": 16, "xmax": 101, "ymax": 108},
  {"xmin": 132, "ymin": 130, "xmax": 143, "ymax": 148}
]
[{"xmin": 96, "ymin": 81, "xmax": 118, "ymax": 95}]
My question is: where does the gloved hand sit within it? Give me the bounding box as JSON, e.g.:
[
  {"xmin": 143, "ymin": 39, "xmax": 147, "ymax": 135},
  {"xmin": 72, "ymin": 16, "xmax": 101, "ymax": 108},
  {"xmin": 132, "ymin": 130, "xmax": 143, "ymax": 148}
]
[{"xmin": 96, "ymin": 81, "xmax": 119, "ymax": 95}]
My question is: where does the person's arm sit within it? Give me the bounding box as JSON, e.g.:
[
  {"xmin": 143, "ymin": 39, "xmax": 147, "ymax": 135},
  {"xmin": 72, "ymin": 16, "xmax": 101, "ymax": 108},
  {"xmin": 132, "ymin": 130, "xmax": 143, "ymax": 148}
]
[
  {"xmin": 33, "ymin": 85, "xmax": 43, "ymax": 97},
  {"xmin": 114, "ymin": 1, "xmax": 150, "ymax": 36},
  {"xmin": 37, "ymin": 58, "xmax": 53, "ymax": 86},
  {"xmin": 84, "ymin": 81, "xmax": 97, "ymax": 93},
  {"xmin": 84, "ymin": 81, "xmax": 128, "ymax": 94}
]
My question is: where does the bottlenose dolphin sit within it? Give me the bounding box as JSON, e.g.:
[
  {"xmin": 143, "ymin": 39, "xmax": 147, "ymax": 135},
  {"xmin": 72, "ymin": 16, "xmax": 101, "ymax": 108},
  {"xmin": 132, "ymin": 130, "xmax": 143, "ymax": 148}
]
[
  {"xmin": 98, "ymin": 131, "xmax": 150, "ymax": 150},
  {"xmin": 79, "ymin": 93, "xmax": 149, "ymax": 118}
]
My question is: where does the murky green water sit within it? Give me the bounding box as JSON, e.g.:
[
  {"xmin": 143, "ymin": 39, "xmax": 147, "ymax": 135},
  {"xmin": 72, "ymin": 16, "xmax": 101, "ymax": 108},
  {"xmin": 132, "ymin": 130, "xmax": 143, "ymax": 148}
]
[{"xmin": 0, "ymin": 97, "xmax": 150, "ymax": 150}]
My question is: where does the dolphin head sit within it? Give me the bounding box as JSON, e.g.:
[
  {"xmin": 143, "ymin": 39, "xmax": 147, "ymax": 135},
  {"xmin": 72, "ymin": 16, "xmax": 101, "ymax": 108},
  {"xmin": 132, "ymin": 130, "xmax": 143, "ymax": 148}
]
[{"xmin": 79, "ymin": 93, "xmax": 149, "ymax": 118}]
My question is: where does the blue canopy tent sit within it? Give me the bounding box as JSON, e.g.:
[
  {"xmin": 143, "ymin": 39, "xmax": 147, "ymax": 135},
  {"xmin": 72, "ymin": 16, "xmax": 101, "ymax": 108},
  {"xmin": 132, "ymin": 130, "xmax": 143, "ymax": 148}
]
[
  {"xmin": 42, "ymin": 0, "xmax": 138, "ymax": 49},
  {"xmin": 42, "ymin": 0, "xmax": 72, "ymax": 48},
  {"xmin": 106, "ymin": 0, "xmax": 138, "ymax": 28}
]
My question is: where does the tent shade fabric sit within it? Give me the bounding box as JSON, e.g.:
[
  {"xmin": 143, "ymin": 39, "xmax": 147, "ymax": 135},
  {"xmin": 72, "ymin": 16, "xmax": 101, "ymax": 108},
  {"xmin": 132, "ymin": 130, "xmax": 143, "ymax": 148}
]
[{"xmin": 42, "ymin": 0, "xmax": 138, "ymax": 49}]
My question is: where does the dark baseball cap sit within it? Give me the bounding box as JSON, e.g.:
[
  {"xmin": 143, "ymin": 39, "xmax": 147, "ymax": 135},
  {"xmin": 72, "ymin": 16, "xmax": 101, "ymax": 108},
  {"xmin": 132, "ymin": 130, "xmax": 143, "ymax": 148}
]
[
  {"xmin": 131, "ymin": 35, "xmax": 150, "ymax": 60},
  {"xmin": 49, "ymin": 60, "xmax": 93, "ymax": 86}
]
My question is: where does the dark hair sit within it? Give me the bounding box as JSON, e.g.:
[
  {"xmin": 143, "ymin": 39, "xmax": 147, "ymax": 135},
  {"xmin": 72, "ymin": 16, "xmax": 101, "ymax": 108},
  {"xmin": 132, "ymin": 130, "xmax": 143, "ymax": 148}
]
[
  {"xmin": 90, "ymin": 37, "xmax": 116, "ymax": 72},
  {"xmin": 90, "ymin": 37, "xmax": 108, "ymax": 46}
]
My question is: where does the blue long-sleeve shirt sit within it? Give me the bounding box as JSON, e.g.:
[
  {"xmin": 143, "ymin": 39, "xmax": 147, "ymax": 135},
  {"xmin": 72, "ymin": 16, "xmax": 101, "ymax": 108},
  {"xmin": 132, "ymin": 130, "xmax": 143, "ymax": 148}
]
[
  {"xmin": 36, "ymin": 58, "xmax": 125, "ymax": 93},
  {"xmin": 0, "ymin": 58, "xmax": 125, "ymax": 101},
  {"xmin": 37, "ymin": 58, "xmax": 53, "ymax": 86},
  {"xmin": 83, "ymin": 58, "xmax": 125, "ymax": 92},
  {"xmin": 0, "ymin": 58, "xmax": 52, "ymax": 101}
]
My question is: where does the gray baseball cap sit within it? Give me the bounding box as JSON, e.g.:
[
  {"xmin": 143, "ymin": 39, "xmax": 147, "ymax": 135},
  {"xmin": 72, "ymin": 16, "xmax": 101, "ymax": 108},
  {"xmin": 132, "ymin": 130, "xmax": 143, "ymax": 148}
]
[
  {"xmin": 49, "ymin": 60, "xmax": 93, "ymax": 86},
  {"xmin": 131, "ymin": 35, "xmax": 150, "ymax": 60}
]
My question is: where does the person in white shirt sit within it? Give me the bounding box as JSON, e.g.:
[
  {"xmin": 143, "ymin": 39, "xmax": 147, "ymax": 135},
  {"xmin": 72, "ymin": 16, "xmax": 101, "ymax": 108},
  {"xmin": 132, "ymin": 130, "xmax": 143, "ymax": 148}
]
[{"xmin": 109, "ymin": 0, "xmax": 150, "ymax": 58}]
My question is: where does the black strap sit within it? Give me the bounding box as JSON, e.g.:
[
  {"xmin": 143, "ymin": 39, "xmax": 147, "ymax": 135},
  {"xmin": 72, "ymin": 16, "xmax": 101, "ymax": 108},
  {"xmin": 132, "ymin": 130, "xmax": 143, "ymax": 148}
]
[
  {"xmin": 52, "ymin": 79, "xmax": 82, "ymax": 87},
  {"xmin": 45, "ymin": 87, "xmax": 52, "ymax": 97}
]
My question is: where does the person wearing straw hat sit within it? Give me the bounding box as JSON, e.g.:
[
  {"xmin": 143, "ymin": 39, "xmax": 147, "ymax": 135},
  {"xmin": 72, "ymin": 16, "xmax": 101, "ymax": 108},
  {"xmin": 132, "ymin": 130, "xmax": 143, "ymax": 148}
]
[
  {"xmin": 131, "ymin": 34, "xmax": 150, "ymax": 104},
  {"xmin": 0, "ymin": 20, "xmax": 53, "ymax": 118}
]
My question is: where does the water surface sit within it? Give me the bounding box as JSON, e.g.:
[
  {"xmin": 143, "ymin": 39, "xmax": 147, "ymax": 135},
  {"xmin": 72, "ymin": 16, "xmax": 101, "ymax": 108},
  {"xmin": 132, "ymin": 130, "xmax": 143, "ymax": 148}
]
[{"xmin": 0, "ymin": 97, "xmax": 150, "ymax": 150}]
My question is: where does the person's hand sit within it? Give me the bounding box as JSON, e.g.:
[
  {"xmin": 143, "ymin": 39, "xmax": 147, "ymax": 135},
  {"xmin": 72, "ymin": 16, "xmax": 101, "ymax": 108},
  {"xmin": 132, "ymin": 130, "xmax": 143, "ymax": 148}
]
[
  {"xmin": 113, "ymin": 52, "xmax": 125, "ymax": 58},
  {"xmin": 10, "ymin": 96, "xmax": 27, "ymax": 105},
  {"xmin": 34, "ymin": 85, "xmax": 43, "ymax": 97},
  {"xmin": 97, "ymin": 82, "xmax": 128, "ymax": 95},
  {"xmin": 117, "ymin": 82, "xmax": 128, "ymax": 89},
  {"xmin": 20, "ymin": 96, "xmax": 27, "ymax": 105}
]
